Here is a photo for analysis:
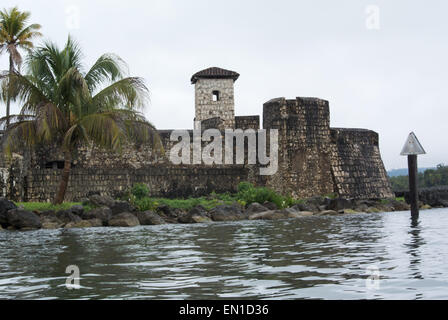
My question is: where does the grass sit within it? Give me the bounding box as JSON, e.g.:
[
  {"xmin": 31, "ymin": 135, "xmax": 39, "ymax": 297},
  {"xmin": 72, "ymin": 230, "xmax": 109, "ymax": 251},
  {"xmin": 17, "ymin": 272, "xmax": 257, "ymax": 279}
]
[{"xmin": 15, "ymin": 202, "xmax": 82, "ymax": 212}]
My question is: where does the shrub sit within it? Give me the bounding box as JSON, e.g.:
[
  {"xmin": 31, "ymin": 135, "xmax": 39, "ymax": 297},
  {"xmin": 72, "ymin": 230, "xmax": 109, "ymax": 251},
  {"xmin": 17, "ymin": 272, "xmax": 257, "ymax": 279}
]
[
  {"xmin": 131, "ymin": 183, "xmax": 150, "ymax": 200},
  {"xmin": 236, "ymin": 182, "xmax": 298, "ymax": 209}
]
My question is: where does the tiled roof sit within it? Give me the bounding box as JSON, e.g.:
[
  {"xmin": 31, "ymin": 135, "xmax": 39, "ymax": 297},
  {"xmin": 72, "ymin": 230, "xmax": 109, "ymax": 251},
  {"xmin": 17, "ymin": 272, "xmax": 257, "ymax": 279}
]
[{"xmin": 191, "ymin": 67, "xmax": 240, "ymax": 84}]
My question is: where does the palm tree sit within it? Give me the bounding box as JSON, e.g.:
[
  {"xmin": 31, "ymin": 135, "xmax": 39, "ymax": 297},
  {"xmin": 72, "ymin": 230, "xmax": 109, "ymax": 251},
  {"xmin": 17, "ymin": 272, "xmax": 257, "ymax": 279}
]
[
  {"xmin": 0, "ymin": 37, "xmax": 161, "ymax": 204},
  {"xmin": 0, "ymin": 7, "xmax": 42, "ymax": 127}
]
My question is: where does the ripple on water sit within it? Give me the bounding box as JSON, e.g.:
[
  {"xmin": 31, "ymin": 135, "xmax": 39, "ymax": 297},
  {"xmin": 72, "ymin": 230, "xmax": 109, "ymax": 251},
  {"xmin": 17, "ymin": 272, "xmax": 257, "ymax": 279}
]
[{"xmin": 1, "ymin": 209, "xmax": 448, "ymax": 299}]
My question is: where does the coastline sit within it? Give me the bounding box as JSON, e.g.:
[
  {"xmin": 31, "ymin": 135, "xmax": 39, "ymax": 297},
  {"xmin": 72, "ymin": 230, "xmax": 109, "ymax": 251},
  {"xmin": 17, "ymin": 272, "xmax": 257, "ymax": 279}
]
[{"xmin": 0, "ymin": 194, "xmax": 443, "ymax": 232}]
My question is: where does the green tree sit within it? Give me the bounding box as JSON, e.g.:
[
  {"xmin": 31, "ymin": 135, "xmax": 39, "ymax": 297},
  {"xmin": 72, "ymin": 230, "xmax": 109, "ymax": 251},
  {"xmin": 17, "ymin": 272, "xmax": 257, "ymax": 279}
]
[
  {"xmin": 0, "ymin": 7, "xmax": 42, "ymax": 127},
  {"xmin": 0, "ymin": 37, "xmax": 161, "ymax": 204}
]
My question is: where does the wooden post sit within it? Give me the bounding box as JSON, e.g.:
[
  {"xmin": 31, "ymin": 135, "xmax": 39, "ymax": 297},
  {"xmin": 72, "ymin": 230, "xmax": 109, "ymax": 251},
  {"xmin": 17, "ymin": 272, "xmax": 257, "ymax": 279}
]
[
  {"xmin": 408, "ymin": 155, "xmax": 419, "ymax": 218},
  {"xmin": 400, "ymin": 132, "xmax": 426, "ymax": 220}
]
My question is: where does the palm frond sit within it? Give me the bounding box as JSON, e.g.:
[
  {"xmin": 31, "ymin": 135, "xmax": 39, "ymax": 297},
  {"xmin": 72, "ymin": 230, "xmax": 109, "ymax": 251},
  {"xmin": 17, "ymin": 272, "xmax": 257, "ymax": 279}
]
[
  {"xmin": 92, "ymin": 77, "xmax": 149, "ymax": 112},
  {"xmin": 85, "ymin": 54, "xmax": 127, "ymax": 93},
  {"xmin": 0, "ymin": 120, "xmax": 37, "ymax": 157}
]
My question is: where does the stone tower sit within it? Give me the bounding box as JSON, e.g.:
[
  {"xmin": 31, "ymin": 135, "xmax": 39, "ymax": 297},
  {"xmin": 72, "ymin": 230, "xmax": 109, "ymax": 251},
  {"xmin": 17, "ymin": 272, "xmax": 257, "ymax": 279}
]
[{"xmin": 191, "ymin": 67, "xmax": 240, "ymax": 129}]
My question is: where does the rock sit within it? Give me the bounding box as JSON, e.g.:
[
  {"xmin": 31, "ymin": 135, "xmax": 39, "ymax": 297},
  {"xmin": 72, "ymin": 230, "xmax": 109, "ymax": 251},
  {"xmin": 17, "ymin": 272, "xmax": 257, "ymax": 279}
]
[
  {"xmin": 366, "ymin": 207, "xmax": 381, "ymax": 213},
  {"xmin": 249, "ymin": 210, "xmax": 285, "ymax": 220},
  {"xmin": 354, "ymin": 204, "xmax": 369, "ymax": 213},
  {"xmin": 110, "ymin": 201, "xmax": 136, "ymax": 215},
  {"xmin": 421, "ymin": 204, "xmax": 432, "ymax": 210},
  {"xmin": 136, "ymin": 211, "xmax": 166, "ymax": 225},
  {"xmin": 82, "ymin": 207, "xmax": 112, "ymax": 226},
  {"xmin": 389, "ymin": 200, "xmax": 410, "ymax": 211},
  {"xmin": 291, "ymin": 203, "xmax": 319, "ymax": 213},
  {"xmin": 42, "ymin": 221, "xmax": 62, "ymax": 230},
  {"xmin": 307, "ymin": 196, "xmax": 328, "ymax": 207},
  {"xmin": 56, "ymin": 210, "xmax": 82, "ymax": 224},
  {"xmin": 69, "ymin": 205, "xmax": 84, "ymax": 217},
  {"xmin": 157, "ymin": 206, "xmax": 185, "ymax": 224},
  {"xmin": 316, "ymin": 210, "xmax": 339, "ymax": 216},
  {"xmin": 245, "ymin": 203, "xmax": 269, "ymax": 215},
  {"xmin": 326, "ymin": 198, "xmax": 354, "ymax": 211},
  {"xmin": 249, "ymin": 208, "xmax": 306, "ymax": 220},
  {"xmin": 297, "ymin": 211, "xmax": 314, "ymax": 217},
  {"xmin": 108, "ymin": 212, "xmax": 140, "ymax": 227},
  {"xmin": 0, "ymin": 225, "xmax": 3, "ymax": 231},
  {"xmin": 41, "ymin": 215, "xmax": 64, "ymax": 229},
  {"xmin": 65, "ymin": 219, "xmax": 100, "ymax": 229},
  {"xmin": 178, "ymin": 205, "xmax": 211, "ymax": 224},
  {"xmin": 6, "ymin": 209, "xmax": 42, "ymax": 229},
  {"xmin": 89, "ymin": 194, "xmax": 115, "ymax": 208},
  {"xmin": 262, "ymin": 202, "xmax": 278, "ymax": 210},
  {"xmin": 210, "ymin": 204, "xmax": 247, "ymax": 222},
  {"xmin": 342, "ymin": 209, "xmax": 360, "ymax": 214},
  {"xmin": 0, "ymin": 198, "xmax": 17, "ymax": 226}
]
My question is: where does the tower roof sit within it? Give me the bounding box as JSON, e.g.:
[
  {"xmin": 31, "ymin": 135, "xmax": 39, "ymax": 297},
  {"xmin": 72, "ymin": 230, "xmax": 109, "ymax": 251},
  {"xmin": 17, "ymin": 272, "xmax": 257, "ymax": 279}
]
[{"xmin": 191, "ymin": 67, "xmax": 240, "ymax": 84}]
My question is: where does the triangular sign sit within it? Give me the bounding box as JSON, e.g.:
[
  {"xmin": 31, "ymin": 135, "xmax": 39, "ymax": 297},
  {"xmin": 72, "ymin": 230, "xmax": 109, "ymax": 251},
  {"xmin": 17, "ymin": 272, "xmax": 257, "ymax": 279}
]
[{"xmin": 400, "ymin": 132, "xmax": 426, "ymax": 156}]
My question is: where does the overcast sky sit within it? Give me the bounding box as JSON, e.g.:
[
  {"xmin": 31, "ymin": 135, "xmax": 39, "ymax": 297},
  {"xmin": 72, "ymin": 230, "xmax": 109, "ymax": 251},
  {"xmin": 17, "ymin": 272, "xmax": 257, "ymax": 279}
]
[{"xmin": 1, "ymin": 0, "xmax": 447, "ymax": 170}]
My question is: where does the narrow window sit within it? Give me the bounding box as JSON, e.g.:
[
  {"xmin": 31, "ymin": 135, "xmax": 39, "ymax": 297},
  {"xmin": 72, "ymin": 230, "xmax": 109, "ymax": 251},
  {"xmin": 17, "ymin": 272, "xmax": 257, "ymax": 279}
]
[{"xmin": 212, "ymin": 91, "xmax": 220, "ymax": 102}]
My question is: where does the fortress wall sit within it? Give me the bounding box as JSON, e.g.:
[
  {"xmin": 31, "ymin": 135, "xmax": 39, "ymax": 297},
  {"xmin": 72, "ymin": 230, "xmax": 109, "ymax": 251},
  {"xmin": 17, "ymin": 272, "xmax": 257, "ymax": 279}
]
[
  {"xmin": 329, "ymin": 128, "xmax": 394, "ymax": 199},
  {"xmin": 262, "ymin": 97, "xmax": 335, "ymax": 198},
  {"xmin": 235, "ymin": 116, "xmax": 260, "ymax": 130},
  {"xmin": 25, "ymin": 165, "xmax": 249, "ymax": 202}
]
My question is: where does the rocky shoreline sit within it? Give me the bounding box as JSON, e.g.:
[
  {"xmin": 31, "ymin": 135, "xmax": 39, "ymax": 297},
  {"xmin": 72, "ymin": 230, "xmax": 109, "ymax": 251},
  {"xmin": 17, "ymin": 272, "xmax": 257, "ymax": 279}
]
[{"xmin": 0, "ymin": 195, "xmax": 443, "ymax": 232}]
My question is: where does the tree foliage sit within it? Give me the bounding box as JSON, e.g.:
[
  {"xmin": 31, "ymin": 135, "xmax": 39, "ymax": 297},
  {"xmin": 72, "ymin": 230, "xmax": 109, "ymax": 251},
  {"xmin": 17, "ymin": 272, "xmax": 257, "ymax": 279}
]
[
  {"xmin": 389, "ymin": 164, "xmax": 448, "ymax": 191},
  {"xmin": 0, "ymin": 36, "xmax": 162, "ymax": 203}
]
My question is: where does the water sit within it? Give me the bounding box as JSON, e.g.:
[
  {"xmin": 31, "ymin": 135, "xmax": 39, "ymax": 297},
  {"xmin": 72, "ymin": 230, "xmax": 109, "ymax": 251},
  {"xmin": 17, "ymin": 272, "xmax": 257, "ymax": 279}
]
[{"xmin": 1, "ymin": 209, "xmax": 447, "ymax": 300}]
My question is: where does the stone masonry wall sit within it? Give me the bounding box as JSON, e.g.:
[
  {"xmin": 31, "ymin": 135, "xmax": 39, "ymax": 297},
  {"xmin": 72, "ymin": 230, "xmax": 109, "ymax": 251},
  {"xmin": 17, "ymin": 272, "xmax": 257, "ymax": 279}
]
[
  {"xmin": 26, "ymin": 166, "xmax": 249, "ymax": 202},
  {"xmin": 235, "ymin": 116, "xmax": 260, "ymax": 130},
  {"xmin": 262, "ymin": 97, "xmax": 335, "ymax": 198},
  {"xmin": 329, "ymin": 128, "xmax": 394, "ymax": 199},
  {"xmin": 195, "ymin": 78, "xmax": 235, "ymax": 128}
]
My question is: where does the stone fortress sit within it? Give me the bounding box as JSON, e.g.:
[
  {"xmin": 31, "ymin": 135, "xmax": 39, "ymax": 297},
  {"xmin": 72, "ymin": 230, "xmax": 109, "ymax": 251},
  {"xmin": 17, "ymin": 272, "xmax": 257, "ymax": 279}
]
[{"xmin": 0, "ymin": 67, "xmax": 394, "ymax": 202}]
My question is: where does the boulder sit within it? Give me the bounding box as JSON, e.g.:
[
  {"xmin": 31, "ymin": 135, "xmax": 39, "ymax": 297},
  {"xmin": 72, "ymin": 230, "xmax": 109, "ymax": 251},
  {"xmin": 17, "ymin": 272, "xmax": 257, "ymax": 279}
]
[
  {"xmin": 262, "ymin": 202, "xmax": 278, "ymax": 210},
  {"xmin": 81, "ymin": 207, "xmax": 112, "ymax": 226},
  {"xmin": 41, "ymin": 215, "xmax": 65, "ymax": 229},
  {"xmin": 297, "ymin": 211, "xmax": 314, "ymax": 217},
  {"xmin": 245, "ymin": 203, "xmax": 269, "ymax": 215},
  {"xmin": 291, "ymin": 203, "xmax": 319, "ymax": 213},
  {"xmin": 249, "ymin": 210, "xmax": 287, "ymax": 221},
  {"xmin": 108, "ymin": 212, "xmax": 140, "ymax": 227},
  {"xmin": 56, "ymin": 210, "xmax": 82, "ymax": 225},
  {"xmin": 249, "ymin": 208, "xmax": 308, "ymax": 221},
  {"xmin": 178, "ymin": 206, "xmax": 212, "ymax": 224},
  {"xmin": 326, "ymin": 198, "xmax": 354, "ymax": 211},
  {"xmin": 89, "ymin": 194, "xmax": 115, "ymax": 208},
  {"xmin": 6, "ymin": 209, "xmax": 42, "ymax": 229},
  {"xmin": 110, "ymin": 201, "xmax": 136, "ymax": 215},
  {"xmin": 136, "ymin": 211, "xmax": 166, "ymax": 225},
  {"xmin": 389, "ymin": 200, "xmax": 410, "ymax": 211},
  {"xmin": 157, "ymin": 206, "xmax": 184, "ymax": 224},
  {"xmin": 65, "ymin": 219, "xmax": 102, "ymax": 229},
  {"xmin": 210, "ymin": 204, "xmax": 247, "ymax": 222},
  {"xmin": 0, "ymin": 198, "xmax": 17, "ymax": 226},
  {"xmin": 69, "ymin": 205, "xmax": 84, "ymax": 217},
  {"xmin": 316, "ymin": 210, "xmax": 339, "ymax": 216}
]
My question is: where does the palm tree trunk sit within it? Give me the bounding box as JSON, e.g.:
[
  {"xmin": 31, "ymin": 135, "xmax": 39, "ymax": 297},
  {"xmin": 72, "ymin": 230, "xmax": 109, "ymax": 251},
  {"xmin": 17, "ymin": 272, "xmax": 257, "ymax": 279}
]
[
  {"xmin": 6, "ymin": 55, "xmax": 13, "ymax": 128},
  {"xmin": 53, "ymin": 152, "xmax": 72, "ymax": 205}
]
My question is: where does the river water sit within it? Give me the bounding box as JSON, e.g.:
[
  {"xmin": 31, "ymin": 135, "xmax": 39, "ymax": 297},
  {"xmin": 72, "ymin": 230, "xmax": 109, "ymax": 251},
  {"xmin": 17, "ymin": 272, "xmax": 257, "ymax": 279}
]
[{"xmin": 0, "ymin": 209, "xmax": 447, "ymax": 300}]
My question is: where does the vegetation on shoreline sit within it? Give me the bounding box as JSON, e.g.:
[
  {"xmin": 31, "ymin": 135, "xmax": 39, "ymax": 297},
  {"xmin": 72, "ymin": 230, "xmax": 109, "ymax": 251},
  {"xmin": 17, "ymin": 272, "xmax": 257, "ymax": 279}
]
[
  {"xmin": 389, "ymin": 164, "xmax": 448, "ymax": 191},
  {"xmin": 15, "ymin": 181, "xmax": 410, "ymax": 214},
  {"xmin": 123, "ymin": 182, "xmax": 302, "ymax": 212}
]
